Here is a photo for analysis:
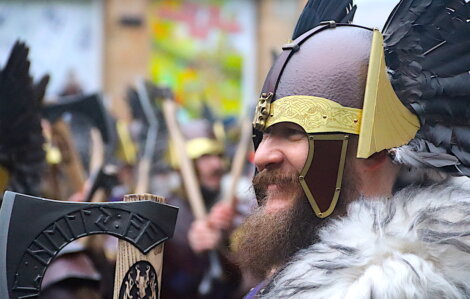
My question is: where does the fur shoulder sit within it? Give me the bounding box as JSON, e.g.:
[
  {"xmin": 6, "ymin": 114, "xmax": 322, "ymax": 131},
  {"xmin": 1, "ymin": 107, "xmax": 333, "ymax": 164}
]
[{"xmin": 262, "ymin": 181, "xmax": 470, "ymax": 298}]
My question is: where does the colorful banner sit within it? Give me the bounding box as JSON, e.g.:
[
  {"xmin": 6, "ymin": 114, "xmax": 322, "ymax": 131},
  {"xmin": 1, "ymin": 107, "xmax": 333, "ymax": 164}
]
[{"xmin": 149, "ymin": 0, "xmax": 255, "ymax": 118}]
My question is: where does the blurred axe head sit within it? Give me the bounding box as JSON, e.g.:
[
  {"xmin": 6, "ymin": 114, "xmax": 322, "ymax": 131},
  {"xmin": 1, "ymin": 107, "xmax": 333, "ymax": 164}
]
[
  {"xmin": 42, "ymin": 93, "xmax": 111, "ymax": 144},
  {"xmin": 83, "ymin": 164, "xmax": 120, "ymax": 202}
]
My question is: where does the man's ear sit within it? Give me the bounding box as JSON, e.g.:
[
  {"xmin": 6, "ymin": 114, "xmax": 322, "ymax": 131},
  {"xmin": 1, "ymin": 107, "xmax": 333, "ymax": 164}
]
[{"xmin": 362, "ymin": 150, "xmax": 389, "ymax": 171}]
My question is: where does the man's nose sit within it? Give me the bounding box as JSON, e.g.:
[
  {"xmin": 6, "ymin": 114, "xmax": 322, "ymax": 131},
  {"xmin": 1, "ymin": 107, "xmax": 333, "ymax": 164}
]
[{"xmin": 253, "ymin": 136, "xmax": 284, "ymax": 172}]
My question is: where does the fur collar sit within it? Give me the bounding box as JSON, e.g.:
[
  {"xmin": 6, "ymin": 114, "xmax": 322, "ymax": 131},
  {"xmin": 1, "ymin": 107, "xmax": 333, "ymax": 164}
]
[{"xmin": 262, "ymin": 181, "xmax": 470, "ymax": 298}]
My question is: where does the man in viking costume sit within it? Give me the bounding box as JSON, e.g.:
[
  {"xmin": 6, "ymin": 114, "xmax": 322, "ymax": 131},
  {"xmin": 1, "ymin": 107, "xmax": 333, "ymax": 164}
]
[{"xmin": 235, "ymin": 0, "xmax": 470, "ymax": 297}]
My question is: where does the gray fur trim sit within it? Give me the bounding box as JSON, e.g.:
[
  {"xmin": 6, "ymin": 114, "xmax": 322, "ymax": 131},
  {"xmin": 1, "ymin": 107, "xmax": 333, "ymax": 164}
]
[{"xmin": 262, "ymin": 182, "xmax": 470, "ymax": 298}]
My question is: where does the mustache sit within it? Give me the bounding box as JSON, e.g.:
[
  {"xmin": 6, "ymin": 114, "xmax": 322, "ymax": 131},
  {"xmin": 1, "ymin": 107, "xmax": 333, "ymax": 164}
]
[
  {"xmin": 252, "ymin": 169, "xmax": 300, "ymax": 186},
  {"xmin": 252, "ymin": 169, "xmax": 301, "ymax": 203}
]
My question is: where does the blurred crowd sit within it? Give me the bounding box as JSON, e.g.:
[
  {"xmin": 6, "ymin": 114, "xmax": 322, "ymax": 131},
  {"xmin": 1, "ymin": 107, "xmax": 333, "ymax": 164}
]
[{"xmin": 0, "ymin": 40, "xmax": 259, "ymax": 298}]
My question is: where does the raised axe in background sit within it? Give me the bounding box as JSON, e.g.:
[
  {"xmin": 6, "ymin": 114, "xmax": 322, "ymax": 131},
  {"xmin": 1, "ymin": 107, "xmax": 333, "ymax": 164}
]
[{"xmin": 41, "ymin": 93, "xmax": 114, "ymax": 200}]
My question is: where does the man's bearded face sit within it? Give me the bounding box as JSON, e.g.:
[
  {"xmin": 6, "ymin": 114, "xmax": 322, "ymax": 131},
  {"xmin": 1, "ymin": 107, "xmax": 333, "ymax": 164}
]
[{"xmin": 235, "ymin": 161, "xmax": 359, "ymax": 280}]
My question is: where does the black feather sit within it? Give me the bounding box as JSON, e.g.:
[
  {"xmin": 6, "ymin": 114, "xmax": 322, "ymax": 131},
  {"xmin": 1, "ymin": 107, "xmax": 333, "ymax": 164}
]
[
  {"xmin": 383, "ymin": 0, "xmax": 470, "ymax": 176},
  {"xmin": 292, "ymin": 0, "xmax": 357, "ymax": 40},
  {"xmin": 0, "ymin": 41, "xmax": 48, "ymax": 196}
]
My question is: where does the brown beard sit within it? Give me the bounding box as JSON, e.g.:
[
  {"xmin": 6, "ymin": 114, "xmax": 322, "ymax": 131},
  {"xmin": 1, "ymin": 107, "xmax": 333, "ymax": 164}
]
[
  {"xmin": 234, "ymin": 191, "xmax": 320, "ymax": 280},
  {"xmin": 235, "ymin": 164, "xmax": 360, "ymax": 281}
]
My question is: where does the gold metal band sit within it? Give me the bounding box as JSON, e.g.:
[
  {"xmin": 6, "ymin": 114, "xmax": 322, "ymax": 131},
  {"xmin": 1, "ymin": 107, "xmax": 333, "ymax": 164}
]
[{"xmin": 262, "ymin": 95, "xmax": 362, "ymax": 134}]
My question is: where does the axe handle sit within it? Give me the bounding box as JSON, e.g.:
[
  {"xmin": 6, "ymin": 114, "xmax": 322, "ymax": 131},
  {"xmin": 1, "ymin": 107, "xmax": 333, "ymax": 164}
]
[
  {"xmin": 162, "ymin": 99, "xmax": 207, "ymax": 219},
  {"xmin": 135, "ymin": 158, "xmax": 151, "ymax": 194},
  {"xmin": 222, "ymin": 117, "xmax": 252, "ymax": 206},
  {"xmin": 113, "ymin": 194, "xmax": 166, "ymax": 299},
  {"xmin": 89, "ymin": 127, "xmax": 105, "ymax": 174},
  {"xmin": 51, "ymin": 120, "xmax": 86, "ymax": 194}
]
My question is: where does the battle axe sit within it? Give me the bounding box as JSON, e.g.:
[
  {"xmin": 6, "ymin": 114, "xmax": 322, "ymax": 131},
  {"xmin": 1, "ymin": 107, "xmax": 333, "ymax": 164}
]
[
  {"xmin": 42, "ymin": 93, "xmax": 112, "ymax": 196},
  {"xmin": 0, "ymin": 191, "xmax": 178, "ymax": 299},
  {"xmin": 42, "ymin": 93, "xmax": 111, "ymax": 144}
]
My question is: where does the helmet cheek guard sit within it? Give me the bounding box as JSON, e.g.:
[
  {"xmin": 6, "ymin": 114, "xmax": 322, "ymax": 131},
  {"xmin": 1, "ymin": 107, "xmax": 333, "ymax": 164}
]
[{"xmin": 301, "ymin": 134, "xmax": 349, "ymax": 218}]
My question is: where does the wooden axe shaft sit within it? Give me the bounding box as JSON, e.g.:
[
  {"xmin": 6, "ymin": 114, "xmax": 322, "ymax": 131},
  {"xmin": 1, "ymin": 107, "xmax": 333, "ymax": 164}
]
[
  {"xmin": 162, "ymin": 99, "xmax": 207, "ymax": 220},
  {"xmin": 222, "ymin": 117, "xmax": 252, "ymax": 206},
  {"xmin": 88, "ymin": 128, "xmax": 105, "ymax": 175},
  {"xmin": 135, "ymin": 158, "xmax": 151, "ymax": 194}
]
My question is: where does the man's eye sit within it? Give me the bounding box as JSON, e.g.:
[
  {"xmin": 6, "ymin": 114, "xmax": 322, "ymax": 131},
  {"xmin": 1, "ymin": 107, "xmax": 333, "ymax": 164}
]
[
  {"xmin": 263, "ymin": 125, "xmax": 306, "ymax": 140},
  {"xmin": 284, "ymin": 128, "xmax": 306, "ymax": 140},
  {"xmin": 287, "ymin": 128, "xmax": 304, "ymax": 135},
  {"xmin": 283, "ymin": 126, "xmax": 304, "ymax": 135}
]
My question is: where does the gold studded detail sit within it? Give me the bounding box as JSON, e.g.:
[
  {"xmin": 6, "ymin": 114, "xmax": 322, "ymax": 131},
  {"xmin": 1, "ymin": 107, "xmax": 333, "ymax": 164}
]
[{"xmin": 253, "ymin": 92, "xmax": 273, "ymax": 131}]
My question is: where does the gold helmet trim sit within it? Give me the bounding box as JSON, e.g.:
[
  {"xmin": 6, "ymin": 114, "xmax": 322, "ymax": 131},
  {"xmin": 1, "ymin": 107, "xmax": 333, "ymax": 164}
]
[{"xmin": 265, "ymin": 95, "xmax": 362, "ymax": 134}]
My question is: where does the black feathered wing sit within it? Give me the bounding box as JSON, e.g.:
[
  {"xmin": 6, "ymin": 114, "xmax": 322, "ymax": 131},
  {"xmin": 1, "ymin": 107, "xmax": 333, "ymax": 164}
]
[
  {"xmin": 292, "ymin": 0, "xmax": 357, "ymax": 39},
  {"xmin": 0, "ymin": 41, "xmax": 49, "ymax": 195},
  {"xmin": 383, "ymin": 0, "xmax": 470, "ymax": 175}
]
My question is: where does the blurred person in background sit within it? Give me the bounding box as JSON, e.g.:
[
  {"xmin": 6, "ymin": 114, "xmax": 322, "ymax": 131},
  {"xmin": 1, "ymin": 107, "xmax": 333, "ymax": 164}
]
[{"xmin": 161, "ymin": 119, "xmax": 244, "ymax": 299}]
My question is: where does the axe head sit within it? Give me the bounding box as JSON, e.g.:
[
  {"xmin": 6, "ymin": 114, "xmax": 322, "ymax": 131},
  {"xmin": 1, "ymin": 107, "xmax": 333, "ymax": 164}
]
[
  {"xmin": 0, "ymin": 191, "xmax": 178, "ymax": 299},
  {"xmin": 42, "ymin": 93, "xmax": 111, "ymax": 144},
  {"xmin": 83, "ymin": 164, "xmax": 120, "ymax": 202}
]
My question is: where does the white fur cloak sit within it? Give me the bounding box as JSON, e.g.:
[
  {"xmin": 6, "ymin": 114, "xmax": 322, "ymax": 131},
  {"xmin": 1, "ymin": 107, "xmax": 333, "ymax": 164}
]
[{"xmin": 261, "ymin": 181, "xmax": 470, "ymax": 298}]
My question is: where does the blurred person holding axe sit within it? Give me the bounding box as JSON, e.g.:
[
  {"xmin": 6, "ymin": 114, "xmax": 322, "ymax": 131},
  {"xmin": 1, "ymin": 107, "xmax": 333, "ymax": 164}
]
[{"xmin": 161, "ymin": 117, "xmax": 248, "ymax": 299}]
